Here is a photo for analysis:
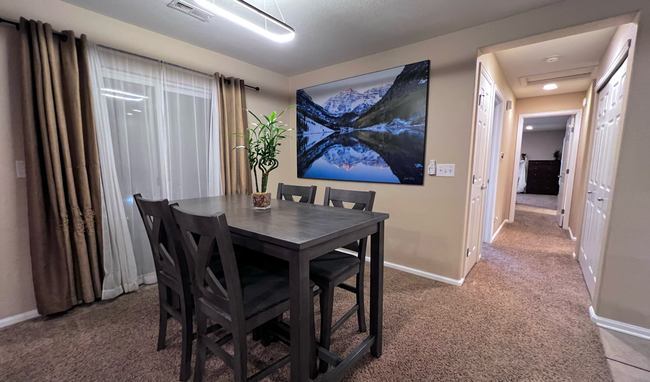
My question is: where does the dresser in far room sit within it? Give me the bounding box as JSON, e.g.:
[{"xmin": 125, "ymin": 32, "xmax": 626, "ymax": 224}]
[{"xmin": 526, "ymin": 160, "xmax": 561, "ymax": 195}]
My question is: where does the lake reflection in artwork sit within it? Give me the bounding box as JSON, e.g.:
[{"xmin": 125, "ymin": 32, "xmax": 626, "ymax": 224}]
[{"xmin": 296, "ymin": 61, "xmax": 429, "ymax": 185}]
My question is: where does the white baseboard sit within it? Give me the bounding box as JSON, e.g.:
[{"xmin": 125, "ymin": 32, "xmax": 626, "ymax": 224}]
[
  {"xmin": 491, "ymin": 219, "xmax": 510, "ymax": 243},
  {"xmin": 589, "ymin": 306, "xmax": 650, "ymax": 341},
  {"xmin": 568, "ymin": 226, "xmax": 577, "ymax": 241},
  {"xmin": 363, "ymin": 256, "xmax": 465, "ymax": 286},
  {"xmin": 0, "ymin": 309, "xmax": 40, "ymax": 329}
]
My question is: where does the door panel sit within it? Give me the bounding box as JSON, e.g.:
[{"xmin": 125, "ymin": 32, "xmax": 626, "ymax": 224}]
[
  {"xmin": 579, "ymin": 59, "xmax": 627, "ymax": 298},
  {"xmin": 556, "ymin": 117, "xmax": 573, "ymax": 226},
  {"xmin": 465, "ymin": 65, "xmax": 493, "ymax": 277}
]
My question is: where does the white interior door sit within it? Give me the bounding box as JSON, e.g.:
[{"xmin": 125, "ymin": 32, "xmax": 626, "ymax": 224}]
[
  {"xmin": 465, "ymin": 65, "xmax": 493, "ymax": 276},
  {"xmin": 579, "ymin": 59, "xmax": 627, "ymax": 297},
  {"xmin": 556, "ymin": 117, "xmax": 573, "ymax": 226}
]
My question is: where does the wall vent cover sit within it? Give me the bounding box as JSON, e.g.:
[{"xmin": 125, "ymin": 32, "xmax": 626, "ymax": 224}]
[{"xmin": 167, "ymin": 0, "xmax": 214, "ymax": 22}]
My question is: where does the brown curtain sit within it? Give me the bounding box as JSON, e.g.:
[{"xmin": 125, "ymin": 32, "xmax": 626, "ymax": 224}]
[
  {"xmin": 19, "ymin": 18, "xmax": 103, "ymax": 315},
  {"xmin": 216, "ymin": 73, "xmax": 253, "ymax": 195}
]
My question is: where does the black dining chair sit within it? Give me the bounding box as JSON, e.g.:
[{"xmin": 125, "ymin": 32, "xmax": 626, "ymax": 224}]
[
  {"xmin": 169, "ymin": 205, "xmax": 316, "ymax": 382},
  {"xmin": 134, "ymin": 194, "xmax": 195, "ymax": 382},
  {"xmin": 276, "ymin": 183, "xmax": 317, "ymax": 204},
  {"xmin": 310, "ymin": 187, "xmax": 376, "ymax": 373}
]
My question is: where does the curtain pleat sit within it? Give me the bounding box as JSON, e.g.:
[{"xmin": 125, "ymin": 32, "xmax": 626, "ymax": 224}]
[
  {"xmin": 216, "ymin": 74, "xmax": 252, "ymax": 195},
  {"xmin": 19, "ymin": 18, "xmax": 102, "ymax": 314}
]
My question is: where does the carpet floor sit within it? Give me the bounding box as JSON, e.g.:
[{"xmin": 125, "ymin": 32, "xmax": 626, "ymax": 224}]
[
  {"xmin": 0, "ymin": 203, "xmax": 612, "ymax": 382},
  {"xmin": 516, "ymin": 193, "xmax": 558, "ymax": 210}
]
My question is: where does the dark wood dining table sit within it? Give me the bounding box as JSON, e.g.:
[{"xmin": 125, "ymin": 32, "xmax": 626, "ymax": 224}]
[{"xmin": 173, "ymin": 194, "xmax": 388, "ymax": 382}]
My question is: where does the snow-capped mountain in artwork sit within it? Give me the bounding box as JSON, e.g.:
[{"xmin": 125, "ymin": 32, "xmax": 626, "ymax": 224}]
[{"xmin": 321, "ymin": 84, "xmax": 391, "ymax": 116}]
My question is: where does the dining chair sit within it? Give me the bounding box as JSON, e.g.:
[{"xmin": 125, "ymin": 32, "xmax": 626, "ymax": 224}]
[
  {"xmin": 276, "ymin": 183, "xmax": 317, "ymax": 204},
  {"xmin": 134, "ymin": 194, "xmax": 194, "ymax": 382},
  {"xmin": 169, "ymin": 205, "xmax": 316, "ymax": 382},
  {"xmin": 310, "ymin": 187, "xmax": 376, "ymax": 373}
]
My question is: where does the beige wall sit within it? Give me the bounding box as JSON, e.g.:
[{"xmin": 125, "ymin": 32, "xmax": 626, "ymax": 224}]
[
  {"xmin": 521, "ymin": 130, "xmax": 566, "ymax": 161},
  {"xmin": 0, "ymin": 0, "xmax": 290, "ymax": 321},
  {"xmin": 590, "ymin": 22, "xmax": 650, "ymax": 329},
  {"xmin": 0, "ymin": 27, "xmax": 36, "ymax": 320},
  {"xmin": 515, "ymin": 92, "xmax": 585, "ymax": 117},
  {"xmin": 568, "ymin": 82, "xmax": 595, "ymax": 241},
  {"xmin": 476, "ymin": 53, "xmax": 517, "ymax": 237}
]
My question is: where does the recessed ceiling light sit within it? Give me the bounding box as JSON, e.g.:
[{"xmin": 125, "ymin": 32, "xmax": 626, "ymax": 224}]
[
  {"xmin": 195, "ymin": 0, "xmax": 295, "ymax": 43},
  {"xmin": 543, "ymin": 83, "xmax": 558, "ymax": 90},
  {"xmin": 546, "ymin": 55, "xmax": 559, "ymax": 63},
  {"xmin": 526, "ymin": 126, "xmax": 533, "ymax": 130}
]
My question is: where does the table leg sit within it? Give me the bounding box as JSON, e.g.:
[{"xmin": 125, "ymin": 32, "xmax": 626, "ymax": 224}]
[
  {"xmin": 370, "ymin": 221, "xmax": 384, "ymax": 357},
  {"xmin": 290, "ymin": 251, "xmax": 311, "ymax": 382}
]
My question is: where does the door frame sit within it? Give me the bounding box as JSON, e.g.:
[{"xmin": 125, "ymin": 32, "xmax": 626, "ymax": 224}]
[
  {"xmin": 482, "ymin": 86, "xmax": 505, "ymax": 243},
  {"xmin": 509, "ymin": 109, "xmax": 583, "ymax": 229}
]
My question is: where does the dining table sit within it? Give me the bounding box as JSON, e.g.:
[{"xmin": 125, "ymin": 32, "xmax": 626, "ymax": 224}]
[{"xmin": 173, "ymin": 194, "xmax": 389, "ymax": 382}]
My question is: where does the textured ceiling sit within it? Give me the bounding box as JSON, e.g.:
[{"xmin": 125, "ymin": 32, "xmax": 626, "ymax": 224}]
[
  {"xmin": 495, "ymin": 27, "xmax": 617, "ymax": 98},
  {"xmin": 62, "ymin": 0, "xmax": 564, "ymax": 76}
]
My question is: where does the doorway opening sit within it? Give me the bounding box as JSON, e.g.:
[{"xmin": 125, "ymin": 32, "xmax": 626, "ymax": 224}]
[
  {"xmin": 512, "ymin": 109, "xmax": 582, "ymax": 230},
  {"xmin": 464, "ymin": 17, "xmax": 637, "ymax": 285}
]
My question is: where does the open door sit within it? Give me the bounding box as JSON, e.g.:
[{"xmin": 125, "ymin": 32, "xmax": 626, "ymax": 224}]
[
  {"xmin": 465, "ymin": 64, "xmax": 494, "ymax": 276},
  {"xmin": 556, "ymin": 116, "xmax": 573, "ymax": 227}
]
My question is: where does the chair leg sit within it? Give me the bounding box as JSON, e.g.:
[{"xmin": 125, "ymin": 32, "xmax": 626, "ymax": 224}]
[
  {"xmin": 356, "ymin": 270, "xmax": 367, "ymax": 333},
  {"xmin": 310, "ymin": 288, "xmax": 318, "ymax": 379},
  {"xmin": 232, "ymin": 328, "xmax": 248, "ymax": 382},
  {"xmin": 318, "ymin": 284, "xmax": 335, "ymax": 373},
  {"xmin": 157, "ymin": 287, "xmax": 170, "ymax": 351},
  {"xmin": 193, "ymin": 309, "xmax": 208, "ymax": 382},
  {"xmin": 179, "ymin": 294, "xmax": 193, "ymax": 382}
]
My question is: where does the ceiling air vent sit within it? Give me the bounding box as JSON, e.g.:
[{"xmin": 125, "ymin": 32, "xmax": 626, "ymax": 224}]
[
  {"xmin": 519, "ymin": 66, "xmax": 598, "ymax": 87},
  {"xmin": 167, "ymin": 0, "xmax": 214, "ymax": 22}
]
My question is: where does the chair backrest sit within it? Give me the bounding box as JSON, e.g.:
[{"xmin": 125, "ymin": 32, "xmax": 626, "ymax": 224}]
[
  {"xmin": 134, "ymin": 194, "xmax": 191, "ymax": 288},
  {"xmin": 323, "ymin": 187, "xmax": 376, "ymax": 255},
  {"xmin": 277, "ymin": 183, "xmax": 317, "ymax": 204},
  {"xmin": 169, "ymin": 205, "xmax": 243, "ymax": 321}
]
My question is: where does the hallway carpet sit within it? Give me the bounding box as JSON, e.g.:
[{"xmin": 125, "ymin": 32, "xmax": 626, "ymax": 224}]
[{"xmin": 0, "ymin": 204, "xmax": 611, "ymax": 381}]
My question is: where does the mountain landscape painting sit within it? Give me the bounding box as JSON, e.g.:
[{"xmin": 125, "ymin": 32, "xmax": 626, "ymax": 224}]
[{"xmin": 297, "ymin": 60, "xmax": 429, "ymax": 185}]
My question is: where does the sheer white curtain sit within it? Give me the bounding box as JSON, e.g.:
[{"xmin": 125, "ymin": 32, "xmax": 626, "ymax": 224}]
[{"xmin": 87, "ymin": 43, "xmax": 222, "ymax": 299}]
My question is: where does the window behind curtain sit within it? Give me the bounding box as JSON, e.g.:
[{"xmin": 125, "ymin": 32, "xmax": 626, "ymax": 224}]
[{"xmin": 97, "ymin": 47, "xmax": 214, "ymax": 283}]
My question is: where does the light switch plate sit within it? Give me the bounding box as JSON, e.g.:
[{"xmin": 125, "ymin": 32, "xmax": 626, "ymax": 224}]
[
  {"xmin": 15, "ymin": 161, "xmax": 26, "ymax": 178},
  {"xmin": 436, "ymin": 163, "xmax": 455, "ymax": 177}
]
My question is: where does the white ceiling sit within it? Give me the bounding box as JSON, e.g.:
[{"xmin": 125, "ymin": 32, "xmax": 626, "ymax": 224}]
[
  {"xmin": 494, "ymin": 27, "xmax": 617, "ymax": 98},
  {"xmin": 62, "ymin": 0, "xmax": 564, "ymax": 76},
  {"xmin": 523, "ymin": 115, "xmax": 572, "ymax": 132}
]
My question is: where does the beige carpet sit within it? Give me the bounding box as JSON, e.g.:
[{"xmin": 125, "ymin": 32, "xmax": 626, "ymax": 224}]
[
  {"xmin": 516, "ymin": 193, "xmax": 558, "ymax": 210},
  {"xmin": 0, "ymin": 203, "xmax": 612, "ymax": 382}
]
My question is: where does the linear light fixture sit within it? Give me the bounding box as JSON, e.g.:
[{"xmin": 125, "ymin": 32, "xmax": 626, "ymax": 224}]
[
  {"xmin": 194, "ymin": 0, "xmax": 295, "ymax": 43},
  {"xmin": 543, "ymin": 83, "xmax": 558, "ymax": 90}
]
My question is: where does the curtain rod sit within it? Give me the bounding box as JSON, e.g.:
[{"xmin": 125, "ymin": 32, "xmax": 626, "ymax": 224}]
[
  {"xmin": 98, "ymin": 46, "xmax": 260, "ymax": 92},
  {"xmin": 0, "ymin": 17, "xmax": 260, "ymax": 92},
  {"xmin": 0, "ymin": 17, "xmax": 72, "ymax": 42}
]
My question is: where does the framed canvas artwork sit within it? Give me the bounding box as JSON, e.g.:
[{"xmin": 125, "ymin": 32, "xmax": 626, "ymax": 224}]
[{"xmin": 296, "ymin": 60, "xmax": 429, "ymax": 185}]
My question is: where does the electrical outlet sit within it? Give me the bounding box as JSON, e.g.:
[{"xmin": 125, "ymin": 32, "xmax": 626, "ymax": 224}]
[{"xmin": 436, "ymin": 163, "xmax": 455, "ymax": 177}]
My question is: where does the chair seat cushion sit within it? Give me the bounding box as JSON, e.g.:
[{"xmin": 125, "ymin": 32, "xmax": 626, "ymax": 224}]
[
  {"xmin": 309, "ymin": 251, "xmax": 361, "ymax": 283},
  {"xmin": 210, "ymin": 257, "xmax": 313, "ymax": 320}
]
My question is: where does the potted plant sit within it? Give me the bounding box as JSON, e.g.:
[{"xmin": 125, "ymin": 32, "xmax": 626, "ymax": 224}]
[
  {"xmin": 236, "ymin": 106, "xmax": 293, "ymax": 209},
  {"xmin": 553, "ymin": 150, "xmax": 561, "ymax": 161}
]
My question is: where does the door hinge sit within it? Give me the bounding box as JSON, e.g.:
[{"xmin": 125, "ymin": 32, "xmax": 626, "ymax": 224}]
[
  {"xmin": 466, "ymin": 248, "xmax": 470, "ymax": 257},
  {"xmin": 561, "ymin": 208, "xmax": 565, "ymax": 214},
  {"xmin": 566, "ymin": 169, "xmax": 570, "ymax": 174}
]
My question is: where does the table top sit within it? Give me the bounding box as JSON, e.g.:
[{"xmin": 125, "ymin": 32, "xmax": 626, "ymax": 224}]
[{"xmin": 173, "ymin": 195, "xmax": 389, "ymax": 251}]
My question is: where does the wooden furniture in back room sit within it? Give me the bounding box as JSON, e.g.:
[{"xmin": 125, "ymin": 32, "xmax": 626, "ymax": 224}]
[{"xmin": 526, "ymin": 160, "xmax": 561, "ymax": 195}]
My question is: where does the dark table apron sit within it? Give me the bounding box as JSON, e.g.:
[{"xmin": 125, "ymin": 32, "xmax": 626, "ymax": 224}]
[{"xmin": 174, "ymin": 195, "xmax": 388, "ymax": 382}]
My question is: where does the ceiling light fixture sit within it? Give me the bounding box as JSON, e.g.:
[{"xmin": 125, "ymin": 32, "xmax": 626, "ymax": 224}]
[
  {"xmin": 543, "ymin": 83, "xmax": 558, "ymax": 90},
  {"xmin": 546, "ymin": 55, "xmax": 559, "ymax": 63},
  {"xmin": 194, "ymin": 0, "xmax": 295, "ymax": 43},
  {"xmin": 526, "ymin": 126, "xmax": 533, "ymax": 130}
]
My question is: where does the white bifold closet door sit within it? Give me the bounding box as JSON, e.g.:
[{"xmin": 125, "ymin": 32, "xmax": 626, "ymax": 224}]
[{"xmin": 579, "ymin": 58, "xmax": 628, "ymax": 298}]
